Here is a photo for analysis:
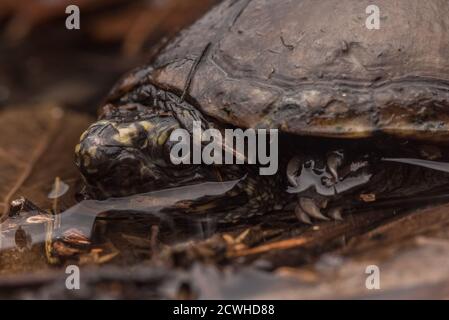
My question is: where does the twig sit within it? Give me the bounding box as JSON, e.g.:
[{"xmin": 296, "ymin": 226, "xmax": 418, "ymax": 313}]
[
  {"xmin": 151, "ymin": 225, "xmax": 160, "ymax": 259},
  {"xmin": 52, "ymin": 176, "xmax": 62, "ymax": 229},
  {"xmin": 228, "ymin": 236, "xmax": 311, "ymax": 258}
]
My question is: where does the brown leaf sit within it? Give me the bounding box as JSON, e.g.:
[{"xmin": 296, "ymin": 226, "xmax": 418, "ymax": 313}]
[{"xmin": 0, "ymin": 104, "xmax": 93, "ymax": 219}]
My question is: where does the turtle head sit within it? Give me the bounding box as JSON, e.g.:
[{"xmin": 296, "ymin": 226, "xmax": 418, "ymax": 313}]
[{"xmin": 75, "ymin": 115, "xmax": 213, "ymax": 199}]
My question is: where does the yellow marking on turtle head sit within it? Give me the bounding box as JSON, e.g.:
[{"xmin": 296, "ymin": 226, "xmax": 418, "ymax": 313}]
[
  {"xmin": 112, "ymin": 125, "xmax": 139, "ymax": 146},
  {"xmin": 157, "ymin": 130, "xmax": 170, "ymax": 146},
  {"xmin": 79, "ymin": 130, "xmax": 89, "ymax": 142},
  {"xmin": 96, "ymin": 120, "xmax": 112, "ymax": 126},
  {"xmin": 138, "ymin": 121, "xmax": 154, "ymax": 132},
  {"xmin": 83, "ymin": 155, "xmax": 91, "ymax": 167},
  {"xmin": 87, "ymin": 146, "xmax": 98, "ymax": 157}
]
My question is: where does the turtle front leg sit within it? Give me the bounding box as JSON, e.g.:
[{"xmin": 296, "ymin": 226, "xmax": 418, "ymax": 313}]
[{"xmin": 294, "ymin": 197, "xmax": 344, "ymax": 224}]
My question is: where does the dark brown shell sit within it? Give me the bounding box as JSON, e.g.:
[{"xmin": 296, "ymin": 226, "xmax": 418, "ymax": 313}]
[{"xmin": 111, "ymin": 0, "xmax": 449, "ymax": 141}]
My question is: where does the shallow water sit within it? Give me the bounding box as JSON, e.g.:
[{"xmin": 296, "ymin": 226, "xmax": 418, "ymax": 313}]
[
  {"xmin": 3, "ymin": 149, "xmax": 449, "ymax": 276},
  {"xmin": 0, "ymin": 178, "xmax": 243, "ymax": 272}
]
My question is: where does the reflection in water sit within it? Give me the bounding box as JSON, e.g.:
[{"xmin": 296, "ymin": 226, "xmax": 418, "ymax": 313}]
[
  {"xmin": 286, "ymin": 159, "xmax": 372, "ymax": 196},
  {"xmin": 3, "ymin": 155, "xmax": 449, "ymax": 272},
  {"xmin": 0, "ymin": 178, "xmax": 242, "ymax": 259},
  {"xmin": 382, "ymin": 158, "xmax": 449, "ymax": 173}
]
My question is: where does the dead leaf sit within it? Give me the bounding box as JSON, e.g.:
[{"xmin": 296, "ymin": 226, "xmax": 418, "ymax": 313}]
[{"xmin": 0, "ymin": 104, "xmax": 93, "ymax": 219}]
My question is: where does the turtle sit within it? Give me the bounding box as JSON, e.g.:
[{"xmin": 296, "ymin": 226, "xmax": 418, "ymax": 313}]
[{"xmin": 75, "ymin": 0, "xmax": 449, "ymax": 224}]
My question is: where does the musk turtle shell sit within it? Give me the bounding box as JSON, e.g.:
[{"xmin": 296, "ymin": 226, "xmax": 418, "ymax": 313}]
[{"xmin": 111, "ymin": 0, "xmax": 449, "ymax": 141}]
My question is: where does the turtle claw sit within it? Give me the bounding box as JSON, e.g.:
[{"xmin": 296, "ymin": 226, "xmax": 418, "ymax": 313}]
[
  {"xmin": 327, "ymin": 150, "xmax": 344, "ymax": 181},
  {"xmin": 295, "ymin": 204, "xmax": 312, "ymax": 224},
  {"xmin": 299, "ymin": 197, "xmax": 329, "ymax": 221},
  {"xmin": 295, "ymin": 198, "xmax": 346, "ymax": 224},
  {"xmin": 328, "ymin": 207, "xmax": 343, "ymax": 221},
  {"xmin": 286, "ymin": 156, "xmax": 302, "ymax": 187}
]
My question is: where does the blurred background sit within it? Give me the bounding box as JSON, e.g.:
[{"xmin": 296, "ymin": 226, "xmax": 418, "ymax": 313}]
[{"xmin": 0, "ymin": 0, "xmax": 218, "ymax": 113}]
